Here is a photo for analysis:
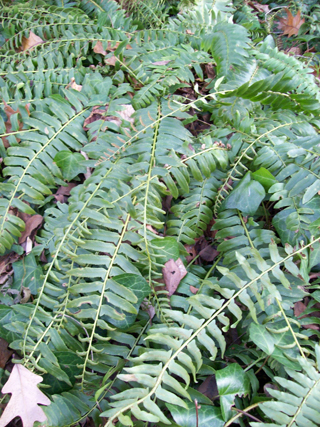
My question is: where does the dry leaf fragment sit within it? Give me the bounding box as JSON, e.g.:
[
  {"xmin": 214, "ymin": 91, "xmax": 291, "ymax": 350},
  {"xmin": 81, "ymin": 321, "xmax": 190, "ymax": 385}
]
[
  {"xmin": 93, "ymin": 40, "xmax": 107, "ymax": 55},
  {"xmin": 65, "ymin": 77, "xmax": 82, "ymax": 92},
  {"xmin": 1, "ymin": 102, "xmax": 30, "ymax": 148},
  {"xmin": 190, "ymin": 286, "xmax": 199, "ymax": 294},
  {"xmin": 0, "ymin": 338, "xmax": 13, "ymax": 369},
  {"xmin": 152, "ymin": 60, "xmax": 171, "ymax": 66},
  {"xmin": 163, "ymin": 258, "xmax": 187, "ymax": 296},
  {"xmin": 21, "ymin": 31, "xmax": 44, "ymax": 51},
  {"xmin": 277, "ymin": 9, "xmax": 305, "ymax": 37},
  {"xmin": 198, "ymin": 375, "xmax": 219, "ymax": 400},
  {"xmin": 104, "ymin": 55, "xmax": 117, "ymax": 66},
  {"xmin": 18, "ymin": 214, "xmax": 43, "ymax": 245},
  {"xmin": 248, "ymin": 1, "xmax": 269, "ymax": 13},
  {"xmin": 0, "ymin": 364, "xmax": 51, "ymax": 427}
]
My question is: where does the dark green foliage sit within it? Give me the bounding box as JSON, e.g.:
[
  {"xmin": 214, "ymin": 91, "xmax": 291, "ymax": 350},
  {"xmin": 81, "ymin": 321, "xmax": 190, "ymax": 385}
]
[{"xmin": 0, "ymin": 0, "xmax": 320, "ymax": 426}]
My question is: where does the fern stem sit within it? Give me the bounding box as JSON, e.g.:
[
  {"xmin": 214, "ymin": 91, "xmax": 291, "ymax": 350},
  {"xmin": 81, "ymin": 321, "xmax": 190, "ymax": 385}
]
[
  {"xmin": 224, "ymin": 403, "xmax": 261, "ymax": 426},
  {"xmin": 105, "ymin": 236, "xmax": 320, "ymax": 426},
  {"xmin": 276, "ymin": 297, "xmax": 306, "ymax": 359}
]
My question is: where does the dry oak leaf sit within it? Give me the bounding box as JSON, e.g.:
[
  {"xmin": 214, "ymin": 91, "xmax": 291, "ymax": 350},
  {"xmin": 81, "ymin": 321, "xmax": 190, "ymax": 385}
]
[
  {"xmin": 0, "ymin": 364, "xmax": 51, "ymax": 427},
  {"xmin": 163, "ymin": 258, "xmax": 187, "ymax": 297},
  {"xmin": 277, "ymin": 9, "xmax": 305, "ymax": 37},
  {"xmin": 21, "ymin": 31, "xmax": 44, "ymax": 51}
]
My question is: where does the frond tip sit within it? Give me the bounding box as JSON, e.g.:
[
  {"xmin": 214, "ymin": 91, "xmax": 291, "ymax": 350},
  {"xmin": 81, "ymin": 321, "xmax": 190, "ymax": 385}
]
[{"xmin": 251, "ymin": 344, "xmax": 320, "ymax": 427}]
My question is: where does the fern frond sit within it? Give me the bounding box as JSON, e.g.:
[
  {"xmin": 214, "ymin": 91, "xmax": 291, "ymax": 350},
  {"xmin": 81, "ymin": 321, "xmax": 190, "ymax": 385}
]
[{"xmin": 251, "ymin": 344, "xmax": 320, "ymax": 427}]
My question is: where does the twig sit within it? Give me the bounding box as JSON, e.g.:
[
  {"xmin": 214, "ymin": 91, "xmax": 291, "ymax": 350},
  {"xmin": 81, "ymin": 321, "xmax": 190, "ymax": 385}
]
[{"xmin": 194, "ymin": 399, "xmax": 201, "ymax": 427}]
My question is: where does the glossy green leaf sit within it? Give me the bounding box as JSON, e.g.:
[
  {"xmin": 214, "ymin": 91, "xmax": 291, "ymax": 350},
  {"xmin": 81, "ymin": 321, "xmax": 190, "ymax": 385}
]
[{"xmin": 54, "ymin": 151, "xmax": 86, "ymax": 181}]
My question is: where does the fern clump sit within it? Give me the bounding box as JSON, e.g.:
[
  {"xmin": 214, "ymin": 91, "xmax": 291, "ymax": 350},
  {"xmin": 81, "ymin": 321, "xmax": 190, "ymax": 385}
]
[{"xmin": 0, "ymin": 0, "xmax": 320, "ymax": 426}]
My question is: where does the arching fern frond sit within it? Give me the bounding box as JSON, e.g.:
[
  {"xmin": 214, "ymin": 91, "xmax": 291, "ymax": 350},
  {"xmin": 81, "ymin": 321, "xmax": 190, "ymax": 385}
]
[{"xmin": 251, "ymin": 344, "xmax": 320, "ymax": 427}]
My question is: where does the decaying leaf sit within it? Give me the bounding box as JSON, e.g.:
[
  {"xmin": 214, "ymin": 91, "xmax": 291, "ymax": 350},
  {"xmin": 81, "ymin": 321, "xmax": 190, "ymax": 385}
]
[
  {"xmin": 65, "ymin": 77, "xmax": 82, "ymax": 92},
  {"xmin": 93, "ymin": 40, "xmax": 107, "ymax": 55},
  {"xmin": 104, "ymin": 55, "xmax": 118, "ymax": 66},
  {"xmin": 198, "ymin": 375, "xmax": 219, "ymax": 400},
  {"xmin": 277, "ymin": 9, "xmax": 305, "ymax": 37},
  {"xmin": 248, "ymin": 1, "xmax": 269, "ymax": 14},
  {"xmin": 0, "ymin": 338, "xmax": 13, "ymax": 369},
  {"xmin": 1, "ymin": 102, "xmax": 30, "ymax": 148},
  {"xmin": 162, "ymin": 258, "xmax": 187, "ymax": 296},
  {"xmin": 21, "ymin": 31, "xmax": 44, "ymax": 51},
  {"xmin": 0, "ymin": 364, "xmax": 51, "ymax": 427},
  {"xmin": 18, "ymin": 214, "xmax": 43, "ymax": 245},
  {"xmin": 83, "ymin": 104, "xmax": 135, "ymax": 141},
  {"xmin": 54, "ymin": 183, "xmax": 77, "ymax": 203}
]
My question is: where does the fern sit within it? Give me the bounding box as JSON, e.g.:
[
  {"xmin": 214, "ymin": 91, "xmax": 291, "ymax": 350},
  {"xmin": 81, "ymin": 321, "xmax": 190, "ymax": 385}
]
[
  {"xmin": 251, "ymin": 344, "xmax": 320, "ymax": 427},
  {"xmin": 1, "ymin": 0, "xmax": 320, "ymax": 426}
]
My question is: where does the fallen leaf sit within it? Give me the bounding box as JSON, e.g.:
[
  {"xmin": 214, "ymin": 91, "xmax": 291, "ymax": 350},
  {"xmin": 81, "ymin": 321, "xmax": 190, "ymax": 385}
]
[
  {"xmin": 93, "ymin": 40, "xmax": 107, "ymax": 55},
  {"xmin": 198, "ymin": 245, "xmax": 219, "ymax": 262},
  {"xmin": 185, "ymin": 244, "xmax": 197, "ymax": 263},
  {"xmin": 146, "ymin": 225, "xmax": 159, "ymax": 235},
  {"xmin": 277, "ymin": 9, "xmax": 305, "ymax": 37},
  {"xmin": 21, "ymin": 31, "xmax": 44, "ymax": 51},
  {"xmin": 152, "ymin": 60, "xmax": 171, "ymax": 66},
  {"xmin": 18, "ymin": 214, "xmax": 43, "ymax": 245},
  {"xmin": 163, "ymin": 258, "xmax": 187, "ymax": 296},
  {"xmin": 285, "ymin": 46, "xmax": 301, "ymax": 56},
  {"xmin": 294, "ymin": 301, "xmax": 307, "ymax": 317},
  {"xmin": 83, "ymin": 104, "xmax": 135, "ymax": 141},
  {"xmin": 248, "ymin": 1, "xmax": 269, "ymax": 13},
  {"xmin": 198, "ymin": 375, "xmax": 219, "ymax": 400},
  {"xmin": 190, "ymin": 285, "xmax": 199, "ymax": 294},
  {"xmin": 0, "ymin": 364, "xmax": 51, "ymax": 427},
  {"xmin": 104, "ymin": 55, "xmax": 117, "ymax": 66},
  {"xmin": 54, "ymin": 183, "xmax": 77, "ymax": 203},
  {"xmin": 1, "ymin": 102, "xmax": 30, "ymax": 148},
  {"xmin": 141, "ymin": 298, "xmax": 156, "ymax": 322},
  {"xmin": 0, "ymin": 338, "xmax": 13, "ymax": 369},
  {"xmin": 117, "ymin": 104, "xmax": 135, "ymax": 124},
  {"xmin": 65, "ymin": 77, "xmax": 82, "ymax": 92},
  {"xmin": 204, "ymin": 63, "xmax": 215, "ymax": 80},
  {"xmin": 20, "ymin": 286, "xmax": 32, "ymax": 304}
]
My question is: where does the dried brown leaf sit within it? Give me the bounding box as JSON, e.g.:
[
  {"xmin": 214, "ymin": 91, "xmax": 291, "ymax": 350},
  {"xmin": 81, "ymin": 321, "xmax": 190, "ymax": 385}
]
[
  {"xmin": 0, "ymin": 364, "xmax": 51, "ymax": 427},
  {"xmin": 93, "ymin": 40, "xmax": 107, "ymax": 55},
  {"xmin": 163, "ymin": 258, "xmax": 187, "ymax": 296},
  {"xmin": 65, "ymin": 77, "xmax": 82, "ymax": 92},
  {"xmin": 1, "ymin": 102, "xmax": 30, "ymax": 148},
  {"xmin": 104, "ymin": 55, "xmax": 117, "ymax": 66},
  {"xmin": 21, "ymin": 31, "xmax": 44, "ymax": 51},
  {"xmin": 18, "ymin": 214, "xmax": 43, "ymax": 245},
  {"xmin": 198, "ymin": 375, "xmax": 218, "ymax": 400},
  {"xmin": 198, "ymin": 245, "xmax": 219, "ymax": 262},
  {"xmin": 0, "ymin": 338, "xmax": 13, "ymax": 369},
  {"xmin": 248, "ymin": 1, "xmax": 269, "ymax": 13},
  {"xmin": 277, "ymin": 9, "xmax": 305, "ymax": 37}
]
